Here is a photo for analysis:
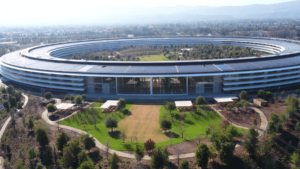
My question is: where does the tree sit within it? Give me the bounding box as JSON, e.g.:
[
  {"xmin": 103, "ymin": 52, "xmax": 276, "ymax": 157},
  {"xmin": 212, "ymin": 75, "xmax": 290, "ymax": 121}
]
[
  {"xmin": 40, "ymin": 146, "xmax": 53, "ymax": 166},
  {"xmin": 53, "ymin": 147, "xmax": 58, "ymax": 166},
  {"xmin": 173, "ymin": 145, "xmax": 183, "ymax": 167},
  {"xmin": 44, "ymin": 92, "xmax": 52, "ymax": 100},
  {"xmin": 78, "ymin": 160, "xmax": 95, "ymax": 169},
  {"xmin": 265, "ymin": 91, "xmax": 272, "ymax": 100},
  {"xmin": 69, "ymin": 139, "xmax": 82, "ymax": 159},
  {"xmin": 144, "ymin": 139, "xmax": 156, "ymax": 153},
  {"xmin": 209, "ymin": 132, "xmax": 233, "ymax": 151},
  {"xmin": 1, "ymin": 87, "xmax": 7, "ymax": 95},
  {"xmin": 239, "ymin": 90, "xmax": 248, "ymax": 100},
  {"xmin": 243, "ymin": 128, "xmax": 259, "ymax": 155},
  {"xmin": 7, "ymin": 85, "xmax": 14, "ymax": 94},
  {"xmin": 81, "ymin": 94, "xmax": 87, "ymax": 100},
  {"xmin": 10, "ymin": 96, "xmax": 16, "ymax": 108},
  {"xmin": 257, "ymin": 90, "xmax": 265, "ymax": 98},
  {"xmin": 226, "ymin": 125, "xmax": 239, "ymax": 137},
  {"xmin": 150, "ymin": 147, "xmax": 169, "ymax": 169},
  {"xmin": 47, "ymin": 103, "xmax": 56, "ymax": 114},
  {"xmin": 27, "ymin": 147, "xmax": 37, "ymax": 159},
  {"xmin": 208, "ymin": 145, "xmax": 217, "ymax": 161},
  {"xmin": 267, "ymin": 113, "xmax": 282, "ymax": 133},
  {"xmin": 35, "ymin": 127, "xmax": 49, "ymax": 147},
  {"xmin": 108, "ymin": 153, "xmax": 121, "ymax": 169},
  {"xmin": 69, "ymin": 94, "xmax": 75, "ymax": 101},
  {"xmin": 74, "ymin": 95, "xmax": 83, "ymax": 105},
  {"xmin": 105, "ymin": 116, "xmax": 118, "ymax": 131},
  {"xmin": 281, "ymin": 90, "xmax": 286, "ymax": 97},
  {"xmin": 35, "ymin": 162, "xmax": 46, "ymax": 169},
  {"xmin": 104, "ymin": 138, "xmax": 110, "ymax": 159},
  {"xmin": 60, "ymin": 146, "xmax": 75, "ymax": 168},
  {"xmin": 78, "ymin": 150, "xmax": 89, "ymax": 165},
  {"xmin": 17, "ymin": 102, "xmax": 22, "ymax": 109},
  {"xmin": 291, "ymin": 152, "xmax": 300, "ymax": 168},
  {"xmin": 196, "ymin": 96, "xmax": 206, "ymax": 105},
  {"xmin": 160, "ymin": 119, "xmax": 172, "ymax": 132},
  {"xmin": 219, "ymin": 142, "xmax": 235, "ymax": 165},
  {"xmin": 243, "ymin": 101, "xmax": 251, "ymax": 109},
  {"xmin": 295, "ymin": 122, "xmax": 300, "ymax": 132},
  {"xmin": 178, "ymin": 123, "xmax": 186, "ymax": 139},
  {"xmin": 117, "ymin": 98, "xmax": 126, "ymax": 108},
  {"xmin": 235, "ymin": 102, "xmax": 243, "ymax": 108},
  {"xmin": 180, "ymin": 159, "xmax": 189, "ymax": 169},
  {"xmin": 15, "ymin": 160, "xmax": 25, "ymax": 169},
  {"xmin": 259, "ymin": 138, "xmax": 271, "ymax": 156},
  {"xmin": 56, "ymin": 131, "xmax": 70, "ymax": 151},
  {"xmin": 3, "ymin": 101, "xmax": 9, "ymax": 111},
  {"xmin": 166, "ymin": 102, "xmax": 176, "ymax": 114},
  {"xmin": 134, "ymin": 145, "xmax": 144, "ymax": 164},
  {"xmin": 82, "ymin": 134, "xmax": 96, "ymax": 152},
  {"xmin": 119, "ymin": 130, "xmax": 127, "ymax": 143},
  {"xmin": 27, "ymin": 117, "xmax": 34, "ymax": 130},
  {"xmin": 195, "ymin": 143, "xmax": 209, "ymax": 169}
]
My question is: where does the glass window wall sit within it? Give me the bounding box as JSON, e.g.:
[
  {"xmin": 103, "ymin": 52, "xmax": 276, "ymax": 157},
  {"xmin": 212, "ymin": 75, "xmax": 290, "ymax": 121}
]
[
  {"xmin": 93, "ymin": 77, "xmax": 116, "ymax": 94},
  {"xmin": 188, "ymin": 76, "xmax": 214, "ymax": 94},
  {"xmin": 117, "ymin": 77, "xmax": 150, "ymax": 94},
  {"xmin": 152, "ymin": 77, "xmax": 187, "ymax": 94}
]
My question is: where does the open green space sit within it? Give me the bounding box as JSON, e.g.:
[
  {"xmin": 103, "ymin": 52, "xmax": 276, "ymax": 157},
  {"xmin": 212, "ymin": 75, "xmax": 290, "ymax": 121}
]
[
  {"xmin": 61, "ymin": 103, "xmax": 246, "ymax": 151},
  {"xmin": 139, "ymin": 53, "xmax": 174, "ymax": 61}
]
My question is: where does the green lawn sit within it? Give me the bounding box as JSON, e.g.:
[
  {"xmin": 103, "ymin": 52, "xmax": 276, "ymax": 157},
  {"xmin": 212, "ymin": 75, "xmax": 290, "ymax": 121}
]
[
  {"xmin": 139, "ymin": 53, "xmax": 174, "ymax": 61},
  {"xmin": 61, "ymin": 103, "xmax": 246, "ymax": 151},
  {"xmin": 93, "ymin": 102, "xmax": 102, "ymax": 107}
]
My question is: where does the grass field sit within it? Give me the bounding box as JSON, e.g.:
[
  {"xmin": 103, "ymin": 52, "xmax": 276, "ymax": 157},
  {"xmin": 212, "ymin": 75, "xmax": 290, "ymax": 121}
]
[
  {"xmin": 118, "ymin": 105, "xmax": 169, "ymax": 143},
  {"xmin": 61, "ymin": 103, "xmax": 246, "ymax": 151},
  {"xmin": 139, "ymin": 53, "xmax": 174, "ymax": 61}
]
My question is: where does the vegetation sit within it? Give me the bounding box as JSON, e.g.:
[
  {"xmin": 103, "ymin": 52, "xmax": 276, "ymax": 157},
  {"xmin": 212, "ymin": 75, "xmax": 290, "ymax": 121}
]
[
  {"xmin": 44, "ymin": 92, "xmax": 52, "ymax": 100},
  {"xmin": 195, "ymin": 143, "xmax": 209, "ymax": 169},
  {"xmin": 108, "ymin": 153, "xmax": 121, "ymax": 169},
  {"xmin": 150, "ymin": 147, "xmax": 169, "ymax": 169},
  {"xmin": 56, "ymin": 131, "xmax": 70, "ymax": 151}
]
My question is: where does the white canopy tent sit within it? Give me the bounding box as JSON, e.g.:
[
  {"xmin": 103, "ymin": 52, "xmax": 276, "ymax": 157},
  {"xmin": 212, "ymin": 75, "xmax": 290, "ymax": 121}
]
[
  {"xmin": 100, "ymin": 100, "xmax": 119, "ymax": 109},
  {"xmin": 56, "ymin": 103, "xmax": 75, "ymax": 110},
  {"xmin": 175, "ymin": 101, "xmax": 193, "ymax": 107},
  {"xmin": 214, "ymin": 97, "xmax": 238, "ymax": 103}
]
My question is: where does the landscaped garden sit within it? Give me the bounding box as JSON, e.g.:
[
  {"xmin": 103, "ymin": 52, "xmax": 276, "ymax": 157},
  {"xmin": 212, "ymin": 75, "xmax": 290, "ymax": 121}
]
[{"xmin": 61, "ymin": 99, "xmax": 246, "ymax": 151}]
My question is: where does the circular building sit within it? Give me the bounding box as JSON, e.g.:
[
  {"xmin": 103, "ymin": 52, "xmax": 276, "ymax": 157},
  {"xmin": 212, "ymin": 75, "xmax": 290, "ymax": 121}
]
[{"xmin": 1, "ymin": 37, "xmax": 300, "ymax": 100}]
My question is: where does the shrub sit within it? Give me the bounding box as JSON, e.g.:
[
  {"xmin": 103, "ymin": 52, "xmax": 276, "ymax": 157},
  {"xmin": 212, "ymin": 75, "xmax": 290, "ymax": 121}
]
[
  {"xmin": 180, "ymin": 159, "xmax": 190, "ymax": 169},
  {"xmin": 44, "ymin": 92, "xmax": 52, "ymax": 100},
  {"xmin": 196, "ymin": 96, "xmax": 206, "ymax": 105},
  {"xmin": 226, "ymin": 104, "xmax": 233, "ymax": 108},
  {"xmin": 150, "ymin": 147, "xmax": 169, "ymax": 169},
  {"xmin": 81, "ymin": 94, "xmax": 87, "ymax": 100},
  {"xmin": 108, "ymin": 153, "xmax": 121, "ymax": 169},
  {"xmin": 195, "ymin": 143, "xmax": 209, "ymax": 169},
  {"xmin": 121, "ymin": 108, "xmax": 129, "ymax": 114},
  {"xmin": 64, "ymin": 96, "xmax": 70, "ymax": 100},
  {"xmin": 117, "ymin": 98, "xmax": 126, "ymax": 108},
  {"xmin": 144, "ymin": 139, "xmax": 156, "ymax": 153},
  {"xmin": 235, "ymin": 102, "xmax": 243, "ymax": 108},
  {"xmin": 47, "ymin": 103, "xmax": 56, "ymax": 113},
  {"xmin": 74, "ymin": 95, "xmax": 83, "ymax": 105},
  {"xmin": 222, "ymin": 102, "xmax": 228, "ymax": 107},
  {"xmin": 69, "ymin": 95, "xmax": 75, "ymax": 101},
  {"xmin": 239, "ymin": 90, "xmax": 248, "ymax": 100},
  {"xmin": 105, "ymin": 116, "xmax": 118, "ymax": 130},
  {"xmin": 160, "ymin": 119, "xmax": 172, "ymax": 131},
  {"xmin": 265, "ymin": 91, "xmax": 272, "ymax": 100},
  {"xmin": 257, "ymin": 90, "xmax": 265, "ymax": 98},
  {"xmin": 35, "ymin": 127, "xmax": 49, "ymax": 147},
  {"xmin": 56, "ymin": 131, "xmax": 70, "ymax": 151},
  {"xmin": 226, "ymin": 125, "xmax": 239, "ymax": 137},
  {"xmin": 17, "ymin": 102, "xmax": 22, "ymax": 109}
]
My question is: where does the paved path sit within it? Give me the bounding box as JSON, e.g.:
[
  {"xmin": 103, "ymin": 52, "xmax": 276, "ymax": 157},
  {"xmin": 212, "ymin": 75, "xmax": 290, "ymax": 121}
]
[
  {"xmin": 42, "ymin": 101, "xmax": 268, "ymax": 160},
  {"xmin": 0, "ymin": 94, "xmax": 28, "ymax": 169}
]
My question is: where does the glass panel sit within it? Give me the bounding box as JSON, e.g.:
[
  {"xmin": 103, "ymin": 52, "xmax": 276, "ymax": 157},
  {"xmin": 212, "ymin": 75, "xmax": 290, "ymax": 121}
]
[
  {"xmin": 117, "ymin": 77, "xmax": 150, "ymax": 94},
  {"xmin": 153, "ymin": 77, "xmax": 187, "ymax": 94},
  {"xmin": 93, "ymin": 77, "xmax": 116, "ymax": 94},
  {"xmin": 188, "ymin": 76, "xmax": 214, "ymax": 94}
]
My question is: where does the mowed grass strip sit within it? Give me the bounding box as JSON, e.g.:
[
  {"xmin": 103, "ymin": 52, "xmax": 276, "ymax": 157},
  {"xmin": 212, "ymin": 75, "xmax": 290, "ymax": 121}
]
[
  {"xmin": 139, "ymin": 53, "xmax": 173, "ymax": 61},
  {"xmin": 118, "ymin": 105, "xmax": 169, "ymax": 143}
]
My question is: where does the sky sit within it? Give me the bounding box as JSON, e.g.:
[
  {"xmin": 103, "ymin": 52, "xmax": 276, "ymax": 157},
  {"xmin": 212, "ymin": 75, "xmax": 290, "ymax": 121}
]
[{"xmin": 0, "ymin": 0, "xmax": 296, "ymax": 26}]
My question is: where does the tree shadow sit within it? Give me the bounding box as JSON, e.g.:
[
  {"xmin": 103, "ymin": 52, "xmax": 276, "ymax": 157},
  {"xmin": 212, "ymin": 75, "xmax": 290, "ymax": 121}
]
[
  {"xmin": 122, "ymin": 143, "xmax": 134, "ymax": 151},
  {"xmin": 27, "ymin": 130, "xmax": 35, "ymax": 138},
  {"xmin": 164, "ymin": 132, "xmax": 180, "ymax": 138},
  {"xmin": 88, "ymin": 149, "xmax": 102, "ymax": 163},
  {"xmin": 108, "ymin": 131, "xmax": 120, "ymax": 139},
  {"xmin": 49, "ymin": 115, "xmax": 60, "ymax": 121},
  {"xmin": 166, "ymin": 161, "xmax": 178, "ymax": 169}
]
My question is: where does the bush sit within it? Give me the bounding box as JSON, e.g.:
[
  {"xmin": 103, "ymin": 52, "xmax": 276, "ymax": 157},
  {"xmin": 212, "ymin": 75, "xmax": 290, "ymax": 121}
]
[
  {"xmin": 265, "ymin": 91, "xmax": 272, "ymax": 100},
  {"xmin": 184, "ymin": 119, "xmax": 194, "ymax": 124},
  {"xmin": 108, "ymin": 153, "xmax": 121, "ymax": 169},
  {"xmin": 196, "ymin": 96, "xmax": 206, "ymax": 105},
  {"xmin": 180, "ymin": 159, "xmax": 190, "ymax": 169},
  {"xmin": 257, "ymin": 90, "xmax": 265, "ymax": 98},
  {"xmin": 64, "ymin": 96, "xmax": 70, "ymax": 100},
  {"xmin": 160, "ymin": 119, "xmax": 172, "ymax": 131},
  {"xmin": 239, "ymin": 90, "xmax": 248, "ymax": 100},
  {"xmin": 17, "ymin": 102, "xmax": 22, "ymax": 109},
  {"xmin": 47, "ymin": 103, "xmax": 56, "ymax": 113},
  {"xmin": 195, "ymin": 143, "xmax": 209, "ymax": 169},
  {"xmin": 44, "ymin": 92, "xmax": 52, "ymax": 100},
  {"xmin": 69, "ymin": 95, "xmax": 75, "ymax": 101},
  {"xmin": 105, "ymin": 116, "xmax": 118, "ymax": 130},
  {"xmin": 121, "ymin": 108, "xmax": 129, "ymax": 114},
  {"xmin": 74, "ymin": 95, "xmax": 83, "ymax": 105},
  {"xmin": 117, "ymin": 98, "xmax": 126, "ymax": 108},
  {"xmin": 226, "ymin": 125, "xmax": 239, "ymax": 137},
  {"xmin": 235, "ymin": 102, "xmax": 243, "ymax": 108},
  {"xmin": 222, "ymin": 102, "xmax": 228, "ymax": 107},
  {"xmin": 81, "ymin": 94, "xmax": 87, "ymax": 100},
  {"xmin": 226, "ymin": 104, "xmax": 233, "ymax": 108},
  {"xmin": 34, "ymin": 113, "xmax": 41, "ymax": 120},
  {"xmin": 56, "ymin": 131, "xmax": 70, "ymax": 151},
  {"xmin": 150, "ymin": 147, "xmax": 169, "ymax": 169}
]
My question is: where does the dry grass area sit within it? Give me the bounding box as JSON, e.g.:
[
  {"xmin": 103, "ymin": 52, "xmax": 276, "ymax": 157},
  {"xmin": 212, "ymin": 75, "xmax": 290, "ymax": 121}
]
[{"xmin": 118, "ymin": 105, "xmax": 169, "ymax": 143}]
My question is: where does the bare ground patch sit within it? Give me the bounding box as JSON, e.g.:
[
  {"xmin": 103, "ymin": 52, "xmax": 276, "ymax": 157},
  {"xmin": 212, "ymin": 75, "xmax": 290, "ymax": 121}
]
[{"xmin": 118, "ymin": 105, "xmax": 169, "ymax": 143}]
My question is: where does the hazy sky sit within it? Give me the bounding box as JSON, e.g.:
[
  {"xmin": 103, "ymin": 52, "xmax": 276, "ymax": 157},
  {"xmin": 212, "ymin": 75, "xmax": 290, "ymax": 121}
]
[{"xmin": 0, "ymin": 0, "xmax": 296, "ymax": 26}]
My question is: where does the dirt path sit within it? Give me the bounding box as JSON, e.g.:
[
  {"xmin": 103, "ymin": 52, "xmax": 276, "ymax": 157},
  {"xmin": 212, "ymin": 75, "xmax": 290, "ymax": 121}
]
[{"xmin": 118, "ymin": 105, "xmax": 169, "ymax": 143}]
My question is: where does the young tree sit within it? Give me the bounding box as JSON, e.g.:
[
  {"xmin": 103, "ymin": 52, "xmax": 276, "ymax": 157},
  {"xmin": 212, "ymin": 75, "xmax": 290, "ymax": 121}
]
[
  {"xmin": 219, "ymin": 142, "xmax": 235, "ymax": 165},
  {"xmin": 257, "ymin": 90, "xmax": 265, "ymax": 98},
  {"xmin": 209, "ymin": 132, "xmax": 233, "ymax": 151},
  {"xmin": 243, "ymin": 128, "xmax": 259, "ymax": 155},
  {"xmin": 74, "ymin": 95, "xmax": 83, "ymax": 105},
  {"xmin": 81, "ymin": 94, "xmax": 87, "ymax": 100},
  {"xmin": 53, "ymin": 147, "xmax": 58, "ymax": 166},
  {"xmin": 144, "ymin": 139, "xmax": 156, "ymax": 153},
  {"xmin": 17, "ymin": 102, "xmax": 22, "ymax": 109},
  {"xmin": 195, "ymin": 143, "xmax": 209, "ymax": 169},
  {"xmin": 27, "ymin": 117, "xmax": 34, "ymax": 130},
  {"xmin": 3, "ymin": 101, "xmax": 9, "ymax": 111},
  {"xmin": 105, "ymin": 138, "xmax": 110, "ymax": 159},
  {"xmin": 27, "ymin": 147, "xmax": 37, "ymax": 159},
  {"xmin": 117, "ymin": 98, "xmax": 126, "ymax": 109},
  {"xmin": 56, "ymin": 131, "xmax": 70, "ymax": 151},
  {"xmin": 239, "ymin": 90, "xmax": 248, "ymax": 100},
  {"xmin": 180, "ymin": 159, "xmax": 190, "ymax": 169},
  {"xmin": 10, "ymin": 96, "xmax": 16, "ymax": 108},
  {"xmin": 78, "ymin": 160, "xmax": 95, "ymax": 169},
  {"xmin": 134, "ymin": 145, "xmax": 145, "ymax": 164},
  {"xmin": 69, "ymin": 139, "xmax": 82, "ymax": 159},
  {"xmin": 166, "ymin": 102, "xmax": 176, "ymax": 114},
  {"xmin": 60, "ymin": 146, "xmax": 75, "ymax": 168},
  {"xmin": 69, "ymin": 94, "xmax": 75, "ymax": 101},
  {"xmin": 7, "ymin": 85, "xmax": 14, "ymax": 94},
  {"xmin": 105, "ymin": 116, "xmax": 118, "ymax": 131},
  {"xmin": 226, "ymin": 125, "xmax": 239, "ymax": 137},
  {"xmin": 267, "ymin": 113, "xmax": 282, "ymax": 133},
  {"xmin": 108, "ymin": 153, "xmax": 121, "ymax": 169},
  {"xmin": 150, "ymin": 147, "xmax": 169, "ymax": 169},
  {"xmin": 243, "ymin": 101, "xmax": 251, "ymax": 109},
  {"xmin": 291, "ymin": 152, "xmax": 300, "ymax": 168},
  {"xmin": 119, "ymin": 130, "xmax": 127, "ymax": 144},
  {"xmin": 1, "ymin": 87, "xmax": 7, "ymax": 95},
  {"xmin": 44, "ymin": 92, "xmax": 52, "ymax": 100},
  {"xmin": 208, "ymin": 145, "xmax": 217, "ymax": 161},
  {"xmin": 173, "ymin": 145, "xmax": 183, "ymax": 167},
  {"xmin": 81, "ymin": 134, "xmax": 96, "ymax": 152},
  {"xmin": 295, "ymin": 122, "xmax": 300, "ymax": 132},
  {"xmin": 196, "ymin": 96, "xmax": 206, "ymax": 105},
  {"xmin": 35, "ymin": 162, "xmax": 46, "ymax": 169},
  {"xmin": 160, "ymin": 119, "xmax": 172, "ymax": 132},
  {"xmin": 78, "ymin": 150, "xmax": 89, "ymax": 165},
  {"xmin": 178, "ymin": 123, "xmax": 186, "ymax": 139},
  {"xmin": 47, "ymin": 103, "xmax": 56, "ymax": 115},
  {"xmin": 265, "ymin": 91, "xmax": 273, "ymax": 100},
  {"xmin": 35, "ymin": 127, "xmax": 49, "ymax": 147}
]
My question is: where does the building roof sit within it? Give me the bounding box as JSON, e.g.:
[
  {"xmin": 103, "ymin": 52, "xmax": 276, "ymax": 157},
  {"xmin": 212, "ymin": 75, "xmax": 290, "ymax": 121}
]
[
  {"xmin": 214, "ymin": 97, "xmax": 238, "ymax": 103},
  {"xmin": 100, "ymin": 100, "xmax": 119, "ymax": 109},
  {"xmin": 56, "ymin": 103, "xmax": 75, "ymax": 110},
  {"xmin": 175, "ymin": 101, "xmax": 192, "ymax": 107}
]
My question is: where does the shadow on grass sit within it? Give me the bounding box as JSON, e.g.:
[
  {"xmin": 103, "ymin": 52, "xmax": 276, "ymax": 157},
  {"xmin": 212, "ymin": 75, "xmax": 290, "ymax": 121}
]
[
  {"xmin": 164, "ymin": 132, "xmax": 180, "ymax": 138},
  {"xmin": 122, "ymin": 143, "xmax": 134, "ymax": 151},
  {"xmin": 27, "ymin": 130, "xmax": 35, "ymax": 138},
  {"xmin": 49, "ymin": 115, "xmax": 60, "ymax": 121},
  {"xmin": 108, "ymin": 131, "xmax": 121, "ymax": 139}
]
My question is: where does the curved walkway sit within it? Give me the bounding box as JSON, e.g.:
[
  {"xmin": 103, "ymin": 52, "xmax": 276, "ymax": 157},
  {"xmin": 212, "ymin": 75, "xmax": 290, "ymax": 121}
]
[
  {"xmin": 42, "ymin": 100, "xmax": 268, "ymax": 160},
  {"xmin": 0, "ymin": 94, "xmax": 28, "ymax": 169}
]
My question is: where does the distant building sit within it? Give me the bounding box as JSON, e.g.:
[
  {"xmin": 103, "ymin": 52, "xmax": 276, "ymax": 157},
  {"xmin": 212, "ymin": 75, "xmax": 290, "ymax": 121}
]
[{"xmin": 127, "ymin": 34, "xmax": 134, "ymax": 38}]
